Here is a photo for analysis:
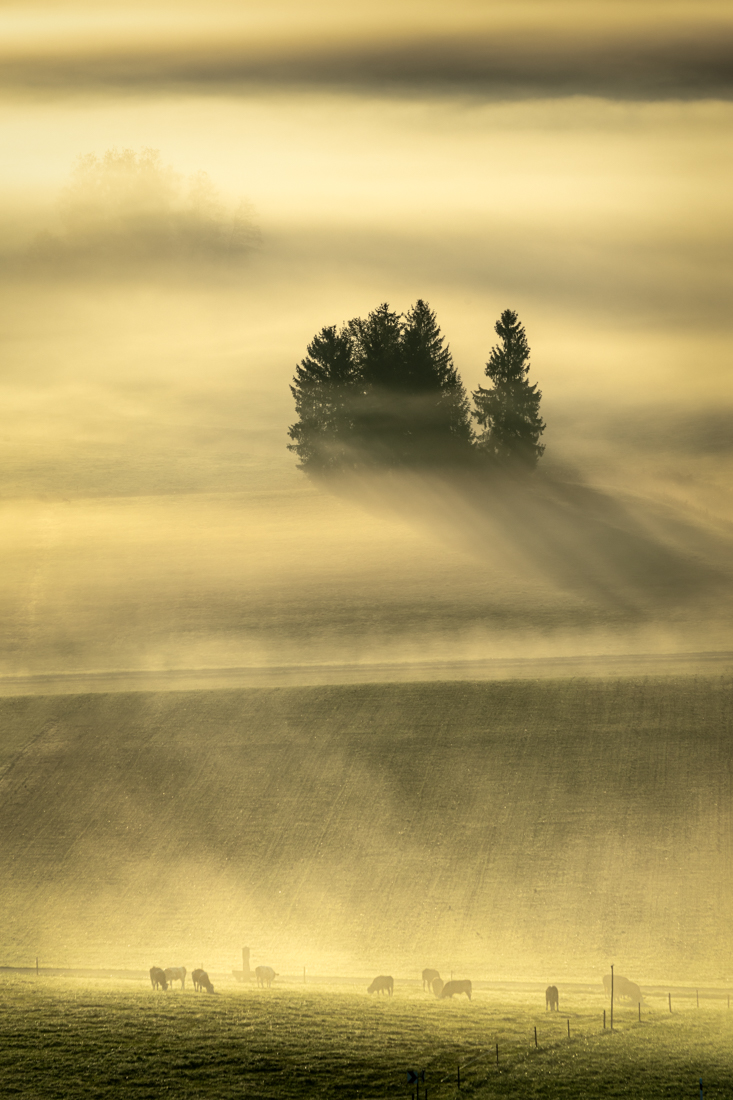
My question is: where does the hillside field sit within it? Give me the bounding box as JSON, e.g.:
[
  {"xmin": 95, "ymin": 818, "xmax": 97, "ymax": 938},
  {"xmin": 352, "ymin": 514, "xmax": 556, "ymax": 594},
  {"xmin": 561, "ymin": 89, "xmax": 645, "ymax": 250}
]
[
  {"xmin": 0, "ymin": 676, "xmax": 731, "ymax": 983},
  {"xmin": 1, "ymin": 975, "xmax": 731, "ymax": 1100}
]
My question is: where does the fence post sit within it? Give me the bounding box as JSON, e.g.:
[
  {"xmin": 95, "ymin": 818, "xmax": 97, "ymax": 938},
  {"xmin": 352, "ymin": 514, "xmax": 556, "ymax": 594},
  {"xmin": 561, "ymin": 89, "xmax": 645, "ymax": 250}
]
[
  {"xmin": 534, "ymin": 1026, "xmax": 538, "ymax": 1048},
  {"xmin": 610, "ymin": 964, "xmax": 614, "ymax": 1032},
  {"xmin": 567, "ymin": 1019, "xmax": 570, "ymax": 1039},
  {"xmin": 457, "ymin": 1062, "xmax": 460, "ymax": 1088},
  {"xmin": 603, "ymin": 1009, "xmax": 606, "ymax": 1030},
  {"xmin": 496, "ymin": 1043, "xmax": 499, "ymax": 1066},
  {"xmin": 638, "ymin": 1002, "xmax": 641, "ymax": 1022}
]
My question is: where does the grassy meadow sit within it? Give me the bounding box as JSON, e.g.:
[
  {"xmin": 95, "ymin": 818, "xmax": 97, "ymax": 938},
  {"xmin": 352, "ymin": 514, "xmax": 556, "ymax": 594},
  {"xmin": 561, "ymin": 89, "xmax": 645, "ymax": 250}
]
[
  {"xmin": 0, "ymin": 675, "xmax": 731, "ymax": 982},
  {"xmin": 0, "ymin": 973, "xmax": 731, "ymax": 1099}
]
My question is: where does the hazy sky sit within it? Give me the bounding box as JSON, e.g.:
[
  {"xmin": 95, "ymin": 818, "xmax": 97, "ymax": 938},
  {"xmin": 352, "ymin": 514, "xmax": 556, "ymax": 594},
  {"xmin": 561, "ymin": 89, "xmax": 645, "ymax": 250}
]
[{"xmin": 1, "ymin": 0, "xmax": 733, "ymax": 676}]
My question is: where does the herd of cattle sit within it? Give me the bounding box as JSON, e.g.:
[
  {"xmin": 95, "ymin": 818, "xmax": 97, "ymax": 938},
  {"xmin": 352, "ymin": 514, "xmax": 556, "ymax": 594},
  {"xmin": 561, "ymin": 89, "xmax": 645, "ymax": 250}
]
[
  {"xmin": 149, "ymin": 964, "xmax": 644, "ymax": 1007},
  {"xmin": 149, "ymin": 964, "xmax": 278, "ymax": 994}
]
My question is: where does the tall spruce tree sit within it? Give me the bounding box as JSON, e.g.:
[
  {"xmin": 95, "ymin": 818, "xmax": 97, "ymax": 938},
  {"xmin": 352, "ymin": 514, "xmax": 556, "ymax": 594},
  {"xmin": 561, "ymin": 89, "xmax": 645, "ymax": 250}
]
[
  {"xmin": 347, "ymin": 303, "xmax": 405, "ymax": 462},
  {"xmin": 288, "ymin": 300, "xmax": 474, "ymax": 473},
  {"xmin": 287, "ymin": 324, "xmax": 358, "ymax": 472},
  {"xmin": 398, "ymin": 299, "xmax": 474, "ymax": 463},
  {"xmin": 472, "ymin": 309, "xmax": 545, "ymax": 468}
]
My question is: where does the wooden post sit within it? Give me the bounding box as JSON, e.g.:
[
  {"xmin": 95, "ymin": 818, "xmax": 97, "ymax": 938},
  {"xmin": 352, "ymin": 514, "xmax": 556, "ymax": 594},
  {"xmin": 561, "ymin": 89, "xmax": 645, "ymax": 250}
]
[
  {"xmin": 638, "ymin": 1002, "xmax": 641, "ymax": 1022},
  {"xmin": 669, "ymin": 992, "xmax": 672, "ymax": 1013},
  {"xmin": 534, "ymin": 1026, "xmax": 538, "ymax": 1048},
  {"xmin": 567, "ymin": 1019, "xmax": 570, "ymax": 1039},
  {"xmin": 495, "ymin": 1043, "xmax": 499, "ymax": 1066},
  {"xmin": 457, "ymin": 1062, "xmax": 460, "ymax": 1088},
  {"xmin": 603, "ymin": 1009, "xmax": 606, "ymax": 1029},
  {"xmin": 610, "ymin": 964, "xmax": 614, "ymax": 1032}
]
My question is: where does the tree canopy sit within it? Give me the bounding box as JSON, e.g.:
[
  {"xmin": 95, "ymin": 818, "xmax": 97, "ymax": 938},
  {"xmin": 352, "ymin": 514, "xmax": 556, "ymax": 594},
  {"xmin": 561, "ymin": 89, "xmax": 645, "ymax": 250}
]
[
  {"xmin": 288, "ymin": 300, "xmax": 474, "ymax": 473},
  {"xmin": 288, "ymin": 303, "xmax": 544, "ymax": 475}
]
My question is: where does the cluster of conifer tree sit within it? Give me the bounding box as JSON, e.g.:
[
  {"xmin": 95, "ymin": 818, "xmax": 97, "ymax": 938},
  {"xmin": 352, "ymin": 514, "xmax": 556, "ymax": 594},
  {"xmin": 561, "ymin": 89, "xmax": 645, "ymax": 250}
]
[{"xmin": 288, "ymin": 301, "xmax": 545, "ymax": 475}]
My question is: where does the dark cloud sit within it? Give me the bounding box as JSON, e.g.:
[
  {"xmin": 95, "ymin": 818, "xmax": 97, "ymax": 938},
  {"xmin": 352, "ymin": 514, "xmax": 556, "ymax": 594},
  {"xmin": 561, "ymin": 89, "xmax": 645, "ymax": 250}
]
[{"xmin": 3, "ymin": 28, "xmax": 733, "ymax": 100}]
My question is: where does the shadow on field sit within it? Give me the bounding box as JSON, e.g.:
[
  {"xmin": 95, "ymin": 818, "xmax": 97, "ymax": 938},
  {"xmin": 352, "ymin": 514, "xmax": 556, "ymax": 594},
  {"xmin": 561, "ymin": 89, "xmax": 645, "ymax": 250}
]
[{"xmin": 329, "ymin": 465, "xmax": 733, "ymax": 614}]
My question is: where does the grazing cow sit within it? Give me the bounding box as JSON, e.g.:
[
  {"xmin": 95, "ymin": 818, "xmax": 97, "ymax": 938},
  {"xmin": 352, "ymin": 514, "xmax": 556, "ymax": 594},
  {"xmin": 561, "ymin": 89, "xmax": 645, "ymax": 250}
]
[
  {"xmin": 255, "ymin": 965, "xmax": 277, "ymax": 988},
  {"xmin": 164, "ymin": 966, "xmax": 186, "ymax": 989},
  {"xmin": 149, "ymin": 966, "xmax": 168, "ymax": 991},
  {"xmin": 545, "ymin": 985, "xmax": 559, "ymax": 1011},
  {"xmin": 367, "ymin": 975, "xmax": 394, "ymax": 996},
  {"xmin": 615, "ymin": 976, "xmax": 643, "ymax": 1004},
  {"xmin": 192, "ymin": 968, "xmax": 215, "ymax": 994},
  {"xmin": 422, "ymin": 968, "xmax": 440, "ymax": 992},
  {"xmin": 440, "ymin": 979, "xmax": 472, "ymax": 1000},
  {"xmin": 432, "ymin": 978, "xmax": 444, "ymax": 998},
  {"xmin": 603, "ymin": 974, "xmax": 643, "ymax": 1004}
]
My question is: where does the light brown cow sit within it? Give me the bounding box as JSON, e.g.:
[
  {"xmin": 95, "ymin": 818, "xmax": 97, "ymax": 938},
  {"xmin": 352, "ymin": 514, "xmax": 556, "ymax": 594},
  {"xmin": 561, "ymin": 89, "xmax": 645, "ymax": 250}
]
[
  {"xmin": 440, "ymin": 979, "xmax": 472, "ymax": 1000},
  {"xmin": 367, "ymin": 975, "xmax": 394, "ymax": 996}
]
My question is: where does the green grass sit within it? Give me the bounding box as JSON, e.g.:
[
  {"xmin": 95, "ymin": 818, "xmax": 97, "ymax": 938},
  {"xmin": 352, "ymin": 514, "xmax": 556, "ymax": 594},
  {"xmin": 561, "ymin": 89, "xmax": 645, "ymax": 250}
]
[
  {"xmin": 1, "ymin": 976, "xmax": 731, "ymax": 1099},
  {"xmin": 0, "ymin": 677, "xmax": 731, "ymax": 980}
]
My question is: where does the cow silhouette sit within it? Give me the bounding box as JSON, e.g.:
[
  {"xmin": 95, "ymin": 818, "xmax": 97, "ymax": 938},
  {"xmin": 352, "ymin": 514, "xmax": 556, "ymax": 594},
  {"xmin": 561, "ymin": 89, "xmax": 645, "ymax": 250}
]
[
  {"xmin": 367, "ymin": 975, "xmax": 394, "ymax": 996},
  {"xmin": 255, "ymin": 965, "xmax": 277, "ymax": 988},
  {"xmin": 440, "ymin": 979, "xmax": 472, "ymax": 1000},
  {"xmin": 422, "ymin": 968, "xmax": 440, "ymax": 991},
  {"xmin": 603, "ymin": 974, "xmax": 643, "ymax": 1004},
  {"xmin": 545, "ymin": 985, "xmax": 559, "ymax": 1011},
  {"xmin": 149, "ymin": 966, "xmax": 167, "ymax": 991},
  {"xmin": 615, "ymin": 975, "xmax": 643, "ymax": 1003},
  {"xmin": 164, "ymin": 966, "xmax": 186, "ymax": 989},
  {"xmin": 192, "ymin": 968, "xmax": 215, "ymax": 994}
]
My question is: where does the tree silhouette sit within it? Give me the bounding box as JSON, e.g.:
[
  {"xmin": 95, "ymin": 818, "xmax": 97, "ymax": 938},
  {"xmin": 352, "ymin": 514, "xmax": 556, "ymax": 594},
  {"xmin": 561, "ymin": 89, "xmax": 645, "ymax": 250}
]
[
  {"xmin": 398, "ymin": 299, "xmax": 474, "ymax": 463},
  {"xmin": 289, "ymin": 301, "xmax": 474, "ymax": 474},
  {"xmin": 287, "ymin": 325, "xmax": 358, "ymax": 472},
  {"xmin": 472, "ymin": 309, "xmax": 545, "ymax": 468}
]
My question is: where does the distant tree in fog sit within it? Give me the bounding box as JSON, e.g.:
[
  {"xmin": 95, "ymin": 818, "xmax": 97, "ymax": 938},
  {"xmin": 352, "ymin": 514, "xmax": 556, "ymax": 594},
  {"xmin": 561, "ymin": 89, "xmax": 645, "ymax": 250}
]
[
  {"xmin": 29, "ymin": 148, "xmax": 260, "ymax": 272},
  {"xmin": 472, "ymin": 309, "xmax": 545, "ymax": 469},
  {"xmin": 288, "ymin": 300, "xmax": 474, "ymax": 474}
]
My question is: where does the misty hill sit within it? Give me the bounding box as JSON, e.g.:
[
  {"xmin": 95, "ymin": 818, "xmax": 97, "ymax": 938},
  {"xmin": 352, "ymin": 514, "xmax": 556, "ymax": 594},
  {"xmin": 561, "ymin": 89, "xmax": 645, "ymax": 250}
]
[{"xmin": 0, "ymin": 677, "xmax": 731, "ymax": 984}]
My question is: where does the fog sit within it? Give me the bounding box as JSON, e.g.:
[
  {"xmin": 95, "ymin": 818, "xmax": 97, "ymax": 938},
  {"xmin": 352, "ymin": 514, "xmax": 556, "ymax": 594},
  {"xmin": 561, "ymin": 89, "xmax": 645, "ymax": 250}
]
[
  {"xmin": 1, "ymin": 1, "xmax": 733, "ymax": 987},
  {"xmin": 0, "ymin": 67, "xmax": 732, "ymax": 676}
]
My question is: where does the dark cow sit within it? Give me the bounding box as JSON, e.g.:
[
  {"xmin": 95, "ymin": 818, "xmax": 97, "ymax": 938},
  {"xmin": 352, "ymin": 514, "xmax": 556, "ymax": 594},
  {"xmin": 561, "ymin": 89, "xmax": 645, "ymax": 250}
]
[
  {"xmin": 432, "ymin": 978, "xmax": 444, "ymax": 998},
  {"xmin": 164, "ymin": 966, "xmax": 186, "ymax": 989},
  {"xmin": 149, "ymin": 966, "xmax": 168, "ymax": 991},
  {"xmin": 367, "ymin": 975, "xmax": 394, "ymax": 996},
  {"xmin": 255, "ymin": 965, "xmax": 277, "ymax": 988},
  {"xmin": 545, "ymin": 985, "xmax": 559, "ymax": 1011},
  {"xmin": 440, "ymin": 979, "xmax": 472, "ymax": 1000},
  {"xmin": 192, "ymin": 968, "xmax": 215, "ymax": 994},
  {"xmin": 422, "ymin": 968, "xmax": 440, "ymax": 991}
]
